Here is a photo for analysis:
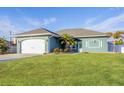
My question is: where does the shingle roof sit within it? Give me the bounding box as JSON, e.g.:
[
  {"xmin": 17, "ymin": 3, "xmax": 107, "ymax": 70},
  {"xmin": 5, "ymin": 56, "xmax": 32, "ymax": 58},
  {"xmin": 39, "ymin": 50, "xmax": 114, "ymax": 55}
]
[
  {"xmin": 15, "ymin": 28, "xmax": 109, "ymax": 38},
  {"xmin": 57, "ymin": 28, "xmax": 108, "ymax": 37},
  {"xmin": 16, "ymin": 28, "xmax": 58, "ymax": 36}
]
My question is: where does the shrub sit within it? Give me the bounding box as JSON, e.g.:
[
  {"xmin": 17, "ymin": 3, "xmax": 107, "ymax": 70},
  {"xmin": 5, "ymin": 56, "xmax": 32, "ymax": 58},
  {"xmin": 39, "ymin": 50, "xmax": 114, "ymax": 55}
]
[
  {"xmin": 114, "ymin": 39, "xmax": 123, "ymax": 45},
  {"xmin": 0, "ymin": 38, "xmax": 9, "ymax": 54},
  {"xmin": 82, "ymin": 52, "xmax": 89, "ymax": 54},
  {"xmin": 53, "ymin": 48, "xmax": 60, "ymax": 54},
  {"xmin": 117, "ymin": 39, "xmax": 123, "ymax": 45},
  {"xmin": 59, "ymin": 48, "xmax": 63, "ymax": 53},
  {"xmin": 64, "ymin": 48, "xmax": 70, "ymax": 52},
  {"xmin": 0, "ymin": 45, "xmax": 8, "ymax": 54}
]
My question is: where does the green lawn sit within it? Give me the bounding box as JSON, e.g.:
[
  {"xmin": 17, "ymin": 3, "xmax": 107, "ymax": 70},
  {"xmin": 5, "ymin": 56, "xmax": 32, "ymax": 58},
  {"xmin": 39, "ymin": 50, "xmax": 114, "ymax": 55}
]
[{"xmin": 0, "ymin": 53, "xmax": 124, "ymax": 86}]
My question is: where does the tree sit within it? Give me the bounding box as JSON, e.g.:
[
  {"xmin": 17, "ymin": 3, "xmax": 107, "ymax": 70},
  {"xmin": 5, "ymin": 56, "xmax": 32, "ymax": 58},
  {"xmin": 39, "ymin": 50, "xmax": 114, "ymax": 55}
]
[
  {"xmin": 0, "ymin": 38, "xmax": 9, "ymax": 54},
  {"xmin": 107, "ymin": 31, "xmax": 124, "ymax": 39},
  {"xmin": 106, "ymin": 31, "xmax": 124, "ymax": 52},
  {"xmin": 59, "ymin": 34, "xmax": 76, "ymax": 50}
]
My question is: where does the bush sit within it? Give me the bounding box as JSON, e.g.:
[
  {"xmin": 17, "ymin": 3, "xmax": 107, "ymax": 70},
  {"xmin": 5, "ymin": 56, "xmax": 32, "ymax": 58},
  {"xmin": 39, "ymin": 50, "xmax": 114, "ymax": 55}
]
[
  {"xmin": 53, "ymin": 48, "xmax": 60, "ymax": 54},
  {"xmin": 64, "ymin": 48, "xmax": 70, "ymax": 52},
  {"xmin": 53, "ymin": 48, "xmax": 70, "ymax": 54},
  {"xmin": 0, "ymin": 38, "xmax": 9, "ymax": 54},
  {"xmin": 0, "ymin": 46, "xmax": 8, "ymax": 53},
  {"xmin": 59, "ymin": 48, "xmax": 63, "ymax": 53},
  {"xmin": 114, "ymin": 39, "xmax": 123, "ymax": 45}
]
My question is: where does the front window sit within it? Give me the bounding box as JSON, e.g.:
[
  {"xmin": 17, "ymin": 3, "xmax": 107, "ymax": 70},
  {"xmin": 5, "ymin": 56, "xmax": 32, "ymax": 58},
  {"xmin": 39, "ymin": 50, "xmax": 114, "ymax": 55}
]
[{"xmin": 86, "ymin": 39, "xmax": 102, "ymax": 48}]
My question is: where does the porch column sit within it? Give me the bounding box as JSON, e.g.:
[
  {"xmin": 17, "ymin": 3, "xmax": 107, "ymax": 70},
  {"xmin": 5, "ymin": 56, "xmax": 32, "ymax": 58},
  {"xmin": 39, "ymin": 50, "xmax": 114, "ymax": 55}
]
[{"xmin": 45, "ymin": 39, "xmax": 49, "ymax": 53}]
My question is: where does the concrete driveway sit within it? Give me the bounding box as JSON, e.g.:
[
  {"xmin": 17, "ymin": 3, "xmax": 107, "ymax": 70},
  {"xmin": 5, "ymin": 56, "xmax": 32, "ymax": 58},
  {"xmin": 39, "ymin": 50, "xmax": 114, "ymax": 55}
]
[{"xmin": 0, "ymin": 54, "xmax": 38, "ymax": 62}]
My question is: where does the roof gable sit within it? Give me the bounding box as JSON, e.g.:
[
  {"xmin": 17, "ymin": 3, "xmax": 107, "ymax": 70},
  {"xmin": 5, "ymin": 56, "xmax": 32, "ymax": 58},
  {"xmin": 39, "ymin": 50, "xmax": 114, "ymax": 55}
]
[{"xmin": 15, "ymin": 28, "xmax": 58, "ymax": 37}]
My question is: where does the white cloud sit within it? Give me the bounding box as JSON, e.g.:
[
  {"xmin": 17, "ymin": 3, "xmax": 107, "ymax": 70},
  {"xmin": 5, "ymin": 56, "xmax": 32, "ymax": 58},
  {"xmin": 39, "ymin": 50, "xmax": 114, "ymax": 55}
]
[
  {"xmin": 0, "ymin": 16, "xmax": 21, "ymax": 39},
  {"xmin": 23, "ymin": 17, "xmax": 57, "ymax": 27},
  {"xmin": 23, "ymin": 17, "xmax": 42, "ymax": 27},
  {"xmin": 85, "ymin": 13, "xmax": 124, "ymax": 32},
  {"xmin": 84, "ymin": 17, "xmax": 97, "ymax": 25},
  {"xmin": 0, "ymin": 8, "xmax": 57, "ymax": 39},
  {"xmin": 15, "ymin": 8, "xmax": 57, "ymax": 27},
  {"xmin": 0, "ymin": 15, "xmax": 57, "ymax": 40},
  {"xmin": 109, "ymin": 7, "xmax": 121, "ymax": 11},
  {"xmin": 42, "ymin": 17, "xmax": 57, "ymax": 26}
]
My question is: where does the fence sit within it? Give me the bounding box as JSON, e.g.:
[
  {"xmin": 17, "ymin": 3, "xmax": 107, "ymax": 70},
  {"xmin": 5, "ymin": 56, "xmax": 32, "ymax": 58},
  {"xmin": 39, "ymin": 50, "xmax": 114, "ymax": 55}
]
[{"xmin": 108, "ymin": 42, "xmax": 124, "ymax": 53}]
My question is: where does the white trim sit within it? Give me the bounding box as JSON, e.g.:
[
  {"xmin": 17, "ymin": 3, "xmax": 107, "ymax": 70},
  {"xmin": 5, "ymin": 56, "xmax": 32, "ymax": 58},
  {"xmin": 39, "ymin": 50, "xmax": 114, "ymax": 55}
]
[
  {"xmin": 15, "ymin": 33, "xmax": 108, "ymax": 38},
  {"xmin": 14, "ymin": 33, "xmax": 52, "ymax": 37},
  {"xmin": 48, "ymin": 34, "xmax": 60, "ymax": 38},
  {"xmin": 86, "ymin": 39, "xmax": 102, "ymax": 48},
  {"xmin": 75, "ymin": 35, "xmax": 108, "ymax": 38}
]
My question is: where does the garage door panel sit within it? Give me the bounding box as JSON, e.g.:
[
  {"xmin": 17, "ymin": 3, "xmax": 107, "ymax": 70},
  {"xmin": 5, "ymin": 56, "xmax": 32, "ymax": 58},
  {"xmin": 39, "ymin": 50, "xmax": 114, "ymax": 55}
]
[{"xmin": 21, "ymin": 39, "xmax": 45, "ymax": 54}]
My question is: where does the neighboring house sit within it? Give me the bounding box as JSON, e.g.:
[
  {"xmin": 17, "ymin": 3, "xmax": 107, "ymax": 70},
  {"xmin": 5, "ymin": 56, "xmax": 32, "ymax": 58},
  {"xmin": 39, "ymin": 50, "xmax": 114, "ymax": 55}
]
[
  {"xmin": 7, "ymin": 41, "xmax": 17, "ymax": 53},
  {"xmin": 15, "ymin": 28, "xmax": 109, "ymax": 54}
]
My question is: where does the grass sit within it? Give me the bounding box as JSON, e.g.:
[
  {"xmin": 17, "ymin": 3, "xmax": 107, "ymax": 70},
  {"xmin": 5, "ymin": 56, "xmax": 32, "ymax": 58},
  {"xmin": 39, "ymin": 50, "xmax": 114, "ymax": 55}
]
[{"xmin": 0, "ymin": 53, "xmax": 124, "ymax": 85}]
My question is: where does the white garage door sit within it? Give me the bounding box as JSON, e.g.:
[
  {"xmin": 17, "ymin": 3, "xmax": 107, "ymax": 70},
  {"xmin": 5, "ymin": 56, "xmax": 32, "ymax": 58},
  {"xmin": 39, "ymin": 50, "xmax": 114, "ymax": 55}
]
[{"xmin": 21, "ymin": 39, "xmax": 45, "ymax": 54}]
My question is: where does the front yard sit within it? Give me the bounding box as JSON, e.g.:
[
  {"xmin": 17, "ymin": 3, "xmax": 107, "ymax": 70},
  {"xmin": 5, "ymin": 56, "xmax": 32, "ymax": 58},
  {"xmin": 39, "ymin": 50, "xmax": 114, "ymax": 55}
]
[{"xmin": 0, "ymin": 53, "xmax": 124, "ymax": 85}]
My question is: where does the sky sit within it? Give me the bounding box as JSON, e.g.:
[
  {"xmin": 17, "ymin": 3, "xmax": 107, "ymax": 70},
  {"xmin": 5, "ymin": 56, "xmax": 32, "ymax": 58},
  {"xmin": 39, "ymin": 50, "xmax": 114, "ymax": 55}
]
[{"xmin": 0, "ymin": 7, "xmax": 124, "ymax": 40}]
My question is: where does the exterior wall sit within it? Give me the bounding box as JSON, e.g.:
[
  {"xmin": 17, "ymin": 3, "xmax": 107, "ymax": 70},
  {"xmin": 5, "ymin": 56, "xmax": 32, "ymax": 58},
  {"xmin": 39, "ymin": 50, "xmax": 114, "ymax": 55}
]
[
  {"xmin": 16, "ymin": 35, "xmax": 49, "ymax": 54},
  {"xmin": 48, "ymin": 36, "xmax": 60, "ymax": 52},
  {"xmin": 78, "ymin": 36, "xmax": 108, "ymax": 52},
  {"xmin": 16, "ymin": 35, "xmax": 109, "ymax": 53}
]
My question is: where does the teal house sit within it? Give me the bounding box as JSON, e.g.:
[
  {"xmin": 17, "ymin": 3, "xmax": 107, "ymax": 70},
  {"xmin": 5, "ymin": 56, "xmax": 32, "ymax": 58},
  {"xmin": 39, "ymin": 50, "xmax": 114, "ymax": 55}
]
[{"xmin": 15, "ymin": 28, "xmax": 109, "ymax": 54}]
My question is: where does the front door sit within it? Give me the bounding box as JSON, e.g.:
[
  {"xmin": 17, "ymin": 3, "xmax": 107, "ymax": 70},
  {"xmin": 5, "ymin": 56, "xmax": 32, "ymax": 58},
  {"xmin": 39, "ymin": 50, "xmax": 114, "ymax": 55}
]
[{"xmin": 78, "ymin": 41, "xmax": 82, "ymax": 52}]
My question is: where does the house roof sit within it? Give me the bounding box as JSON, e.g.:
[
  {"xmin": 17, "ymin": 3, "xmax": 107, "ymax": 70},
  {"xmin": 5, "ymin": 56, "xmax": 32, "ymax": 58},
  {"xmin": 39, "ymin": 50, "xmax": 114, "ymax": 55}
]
[
  {"xmin": 15, "ymin": 28, "xmax": 58, "ymax": 37},
  {"xmin": 15, "ymin": 28, "xmax": 109, "ymax": 38},
  {"xmin": 57, "ymin": 28, "xmax": 109, "ymax": 37}
]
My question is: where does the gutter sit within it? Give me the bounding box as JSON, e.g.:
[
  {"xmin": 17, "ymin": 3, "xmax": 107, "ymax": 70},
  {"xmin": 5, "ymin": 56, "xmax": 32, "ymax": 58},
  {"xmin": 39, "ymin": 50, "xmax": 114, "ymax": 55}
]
[
  {"xmin": 14, "ymin": 33, "xmax": 52, "ymax": 37},
  {"xmin": 74, "ymin": 35, "xmax": 110, "ymax": 38}
]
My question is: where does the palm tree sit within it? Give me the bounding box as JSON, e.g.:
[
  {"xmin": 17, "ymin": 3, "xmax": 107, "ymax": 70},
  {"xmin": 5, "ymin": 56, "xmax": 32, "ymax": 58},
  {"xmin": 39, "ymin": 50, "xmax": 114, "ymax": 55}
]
[
  {"xmin": 106, "ymin": 31, "xmax": 124, "ymax": 52},
  {"xmin": 59, "ymin": 34, "xmax": 76, "ymax": 50}
]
